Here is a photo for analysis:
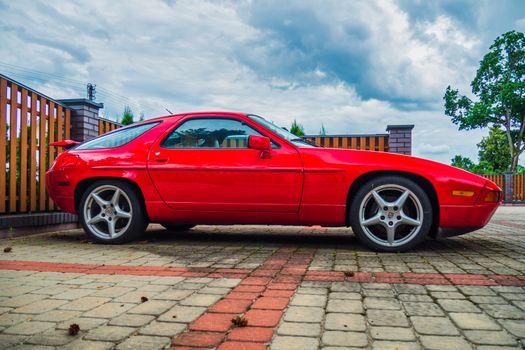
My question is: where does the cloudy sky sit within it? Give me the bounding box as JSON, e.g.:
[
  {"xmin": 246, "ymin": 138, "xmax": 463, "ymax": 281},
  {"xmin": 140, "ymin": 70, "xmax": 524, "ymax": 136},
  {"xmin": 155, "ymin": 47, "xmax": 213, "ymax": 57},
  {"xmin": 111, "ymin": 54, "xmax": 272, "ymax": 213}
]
[{"xmin": 1, "ymin": 0, "xmax": 524, "ymax": 164}]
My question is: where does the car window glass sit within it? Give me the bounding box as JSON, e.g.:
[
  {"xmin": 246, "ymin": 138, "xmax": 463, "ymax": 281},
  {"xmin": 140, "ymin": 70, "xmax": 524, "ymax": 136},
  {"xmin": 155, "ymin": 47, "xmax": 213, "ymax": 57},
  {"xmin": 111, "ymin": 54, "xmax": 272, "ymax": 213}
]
[
  {"xmin": 162, "ymin": 118, "xmax": 276, "ymax": 149},
  {"xmin": 75, "ymin": 122, "xmax": 160, "ymax": 150}
]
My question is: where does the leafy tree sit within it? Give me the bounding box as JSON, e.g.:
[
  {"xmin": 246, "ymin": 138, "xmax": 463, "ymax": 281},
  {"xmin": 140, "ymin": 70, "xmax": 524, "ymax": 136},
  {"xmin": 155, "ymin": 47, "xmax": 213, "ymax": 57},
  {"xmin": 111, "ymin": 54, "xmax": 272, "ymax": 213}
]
[
  {"xmin": 444, "ymin": 31, "xmax": 525, "ymax": 172},
  {"xmin": 451, "ymin": 155, "xmax": 475, "ymax": 171},
  {"xmin": 319, "ymin": 123, "xmax": 327, "ymax": 135},
  {"xmin": 477, "ymin": 125, "xmax": 511, "ymax": 173},
  {"xmin": 290, "ymin": 119, "xmax": 305, "ymax": 136},
  {"xmin": 120, "ymin": 106, "xmax": 134, "ymax": 125}
]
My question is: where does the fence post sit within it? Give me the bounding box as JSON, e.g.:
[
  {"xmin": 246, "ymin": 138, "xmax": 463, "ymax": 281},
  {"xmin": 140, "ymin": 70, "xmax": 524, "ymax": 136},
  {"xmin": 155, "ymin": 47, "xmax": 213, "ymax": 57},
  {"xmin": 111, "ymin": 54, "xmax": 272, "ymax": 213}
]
[
  {"xmin": 57, "ymin": 99, "xmax": 104, "ymax": 142},
  {"xmin": 503, "ymin": 172, "xmax": 514, "ymax": 203},
  {"xmin": 386, "ymin": 125, "xmax": 414, "ymax": 155}
]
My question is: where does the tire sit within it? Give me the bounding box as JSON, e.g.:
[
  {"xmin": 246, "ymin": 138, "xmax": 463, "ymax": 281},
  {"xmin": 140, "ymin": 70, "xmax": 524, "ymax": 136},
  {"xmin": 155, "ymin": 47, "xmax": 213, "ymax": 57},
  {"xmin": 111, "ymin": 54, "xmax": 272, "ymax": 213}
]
[
  {"xmin": 79, "ymin": 179, "xmax": 148, "ymax": 244},
  {"xmin": 349, "ymin": 176, "xmax": 433, "ymax": 252},
  {"xmin": 161, "ymin": 223, "xmax": 196, "ymax": 232}
]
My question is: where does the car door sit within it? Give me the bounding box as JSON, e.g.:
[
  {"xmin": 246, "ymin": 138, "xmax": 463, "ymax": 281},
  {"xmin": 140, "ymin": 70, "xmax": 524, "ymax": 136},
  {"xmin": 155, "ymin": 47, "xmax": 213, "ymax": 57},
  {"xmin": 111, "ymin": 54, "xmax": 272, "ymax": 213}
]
[{"xmin": 147, "ymin": 115, "xmax": 303, "ymax": 213}]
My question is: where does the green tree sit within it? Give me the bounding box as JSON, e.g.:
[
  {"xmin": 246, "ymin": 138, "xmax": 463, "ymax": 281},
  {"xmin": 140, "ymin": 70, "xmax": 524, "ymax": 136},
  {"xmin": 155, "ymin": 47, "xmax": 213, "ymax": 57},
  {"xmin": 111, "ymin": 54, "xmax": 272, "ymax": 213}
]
[
  {"xmin": 120, "ymin": 106, "xmax": 134, "ymax": 125},
  {"xmin": 319, "ymin": 123, "xmax": 327, "ymax": 135},
  {"xmin": 290, "ymin": 119, "xmax": 305, "ymax": 136},
  {"xmin": 444, "ymin": 30, "xmax": 525, "ymax": 172},
  {"xmin": 451, "ymin": 155, "xmax": 475, "ymax": 171},
  {"xmin": 477, "ymin": 125, "xmax": 511, "ymax": 173}
]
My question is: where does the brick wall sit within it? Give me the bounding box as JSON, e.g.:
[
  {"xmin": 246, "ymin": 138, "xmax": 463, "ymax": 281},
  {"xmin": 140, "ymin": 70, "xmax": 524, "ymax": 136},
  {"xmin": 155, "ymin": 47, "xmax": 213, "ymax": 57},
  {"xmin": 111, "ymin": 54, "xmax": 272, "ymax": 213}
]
[
  {"xmin": 386, "ymin": 125, "xmax": 414, "ymax": 155},
  {"xmin": 58, "ymin": 99, "xmax": 104, "ymax": 142}
]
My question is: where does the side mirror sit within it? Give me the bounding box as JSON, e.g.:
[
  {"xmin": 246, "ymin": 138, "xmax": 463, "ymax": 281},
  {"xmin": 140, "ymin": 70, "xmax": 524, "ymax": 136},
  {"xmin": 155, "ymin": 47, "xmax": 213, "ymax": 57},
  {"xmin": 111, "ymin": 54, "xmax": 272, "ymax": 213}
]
[
  {"xmin": 50, "ymin": 139, "xmax": 80, "ymax": 150},
  {"xmin": 248, "ymin": 135, "xmax": 272, "ymax": 159}
]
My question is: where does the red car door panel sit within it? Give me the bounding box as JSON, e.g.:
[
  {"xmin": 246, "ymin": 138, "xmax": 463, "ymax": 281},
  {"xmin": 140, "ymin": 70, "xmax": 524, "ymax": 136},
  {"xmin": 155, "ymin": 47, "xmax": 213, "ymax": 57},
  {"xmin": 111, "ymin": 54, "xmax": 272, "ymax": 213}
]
[{"xmin": 147, "ymin": 116, "xmax": 303, "ymax": 213}]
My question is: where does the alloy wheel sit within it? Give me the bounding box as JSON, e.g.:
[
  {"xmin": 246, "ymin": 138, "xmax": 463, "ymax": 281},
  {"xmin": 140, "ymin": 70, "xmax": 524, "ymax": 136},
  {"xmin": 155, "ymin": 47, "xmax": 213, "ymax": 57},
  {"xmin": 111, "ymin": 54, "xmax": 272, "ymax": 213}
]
[
  {"xmin": 83, "ymin": 185, "xmax": 133, "ymax": 240},
  {"xmin": 358, "ymin": 184, "xmax": 423, "ymax": 248}
]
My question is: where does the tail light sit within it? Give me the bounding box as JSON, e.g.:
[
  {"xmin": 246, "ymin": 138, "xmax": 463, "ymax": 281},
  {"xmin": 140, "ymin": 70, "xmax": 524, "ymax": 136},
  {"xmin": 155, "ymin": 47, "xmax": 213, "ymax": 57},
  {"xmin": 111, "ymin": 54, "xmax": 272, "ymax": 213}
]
[{"xmin": 484, "ymin": 191, "xmax": 500, "ymax": 203}]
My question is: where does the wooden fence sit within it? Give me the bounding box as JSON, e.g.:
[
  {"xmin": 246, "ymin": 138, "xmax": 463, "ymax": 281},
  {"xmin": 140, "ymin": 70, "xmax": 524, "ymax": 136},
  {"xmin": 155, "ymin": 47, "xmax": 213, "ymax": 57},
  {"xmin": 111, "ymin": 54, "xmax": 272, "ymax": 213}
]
[
  {"xmin": 0, "ymin": 76, "xmax": 71, "ymax": 214},
  {"xmin": 481, "ymin": 174, "xmax": 525, "ymax": 202},
  {"xmin": 302, "ymin": 135, "xmax": 389, "ymax": 152},
  {"xmin": 513, "ymin": 174, "xmax": 525, "ymax": 201},
  {"xmin": 99, "ymin": 118, "xmax": 121, "ymax": 135}
]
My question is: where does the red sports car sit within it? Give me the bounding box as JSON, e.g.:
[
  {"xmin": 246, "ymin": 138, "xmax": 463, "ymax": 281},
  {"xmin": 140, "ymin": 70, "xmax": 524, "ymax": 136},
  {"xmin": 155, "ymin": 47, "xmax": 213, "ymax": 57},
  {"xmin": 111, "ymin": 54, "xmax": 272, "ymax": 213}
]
[{"xmin": 47, "ymin": 112, "xmax": 501, "ymax": 251}]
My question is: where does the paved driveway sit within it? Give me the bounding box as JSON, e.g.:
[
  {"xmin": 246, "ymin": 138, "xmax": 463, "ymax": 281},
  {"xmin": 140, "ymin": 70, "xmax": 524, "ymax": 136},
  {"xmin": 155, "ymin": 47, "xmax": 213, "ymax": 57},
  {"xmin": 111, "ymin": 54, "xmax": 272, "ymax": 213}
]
[{"xmin": 0, "ymin": 207, "xmax": 524, "ymax": 350}]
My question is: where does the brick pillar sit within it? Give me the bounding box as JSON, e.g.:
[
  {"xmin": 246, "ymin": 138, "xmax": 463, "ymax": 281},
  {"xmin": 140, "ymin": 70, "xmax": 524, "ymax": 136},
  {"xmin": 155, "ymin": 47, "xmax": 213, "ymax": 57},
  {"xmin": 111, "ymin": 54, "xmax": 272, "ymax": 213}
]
[
  {"xmin": 386, "ymin": 124, "xmax": 414, "ymax": 155},
  {"xmin": 57, "ymin": 98, "xmax": 104, "ymax": 142},
  {"xmin": 503, "ymin": 172, "xmax": 514, "ymax": 202}
]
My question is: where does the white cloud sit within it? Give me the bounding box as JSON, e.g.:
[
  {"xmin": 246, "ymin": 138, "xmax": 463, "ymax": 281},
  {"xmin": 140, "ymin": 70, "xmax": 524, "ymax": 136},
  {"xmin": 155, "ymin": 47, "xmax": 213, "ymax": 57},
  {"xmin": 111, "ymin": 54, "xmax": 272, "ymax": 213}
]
[{"xmin": 0, "ymin": 0, "xmax": 521, "ymax": 166}]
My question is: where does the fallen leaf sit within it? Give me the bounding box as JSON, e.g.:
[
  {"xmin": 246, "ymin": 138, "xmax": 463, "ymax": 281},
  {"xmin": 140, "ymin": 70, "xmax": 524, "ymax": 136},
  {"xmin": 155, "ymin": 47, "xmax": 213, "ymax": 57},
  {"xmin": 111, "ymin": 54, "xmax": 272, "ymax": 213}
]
[
  {"xmin": 141, "ymin": 296, "xmax": 148, "ymax": 303},
  {"xmin": 68, "ymin": 323, "xmax": 80, "ymax": 336},
  {"xmin": 231, "ymin": 316, "xmax": 248, "ymax": 327},
  {"xmin": 344, "ymin": 271, "xmax": 355, "ymax": 277},
  {"xmin": 3, "ymin": 247, "xmax": 12, "ymax": 253}
]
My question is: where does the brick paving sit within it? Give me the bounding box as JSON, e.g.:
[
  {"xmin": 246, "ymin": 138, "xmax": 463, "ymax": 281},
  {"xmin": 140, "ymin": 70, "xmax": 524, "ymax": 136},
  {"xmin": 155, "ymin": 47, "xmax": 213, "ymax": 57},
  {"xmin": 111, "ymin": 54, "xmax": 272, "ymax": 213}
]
[{"xmin": 0, "ymin": 206, "xmax": 524, "ymax": 349}]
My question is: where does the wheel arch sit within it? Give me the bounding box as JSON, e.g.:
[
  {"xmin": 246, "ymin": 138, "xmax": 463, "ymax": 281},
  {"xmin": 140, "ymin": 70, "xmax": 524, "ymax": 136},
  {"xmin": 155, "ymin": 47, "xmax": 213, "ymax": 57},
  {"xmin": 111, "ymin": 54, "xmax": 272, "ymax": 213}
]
[
  {"xmin": 74, "ymin": 177, "xmax": 149, "ymax": 221},
  {"xmin": 345, "ymin": 170, "xmax": 439, "ymax": 236}
]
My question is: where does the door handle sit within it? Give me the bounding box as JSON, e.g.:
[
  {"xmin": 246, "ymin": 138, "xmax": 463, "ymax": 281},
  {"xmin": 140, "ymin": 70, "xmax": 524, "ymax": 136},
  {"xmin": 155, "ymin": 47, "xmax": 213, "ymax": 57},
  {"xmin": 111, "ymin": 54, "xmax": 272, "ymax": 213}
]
[{"xmin": 154, "ymin": 151, "xmax": 169, "ymax": 162}]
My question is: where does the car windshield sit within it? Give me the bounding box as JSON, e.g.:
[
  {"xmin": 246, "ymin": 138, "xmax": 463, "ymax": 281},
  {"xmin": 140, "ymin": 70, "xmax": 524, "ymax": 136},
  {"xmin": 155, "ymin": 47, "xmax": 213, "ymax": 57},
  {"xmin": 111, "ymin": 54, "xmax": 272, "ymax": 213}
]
[{"xmin": 247, "ymin": 114, "xmax": 316, "ymax": 148}]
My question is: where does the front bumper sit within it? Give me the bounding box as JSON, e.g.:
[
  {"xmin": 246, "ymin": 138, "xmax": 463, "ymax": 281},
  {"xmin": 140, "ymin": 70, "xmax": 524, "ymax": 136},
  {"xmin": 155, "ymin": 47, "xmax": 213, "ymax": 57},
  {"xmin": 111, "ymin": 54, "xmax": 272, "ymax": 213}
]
[{"xmin": 438, "ymin": 202, "xmax": 499, "ymax": 237}]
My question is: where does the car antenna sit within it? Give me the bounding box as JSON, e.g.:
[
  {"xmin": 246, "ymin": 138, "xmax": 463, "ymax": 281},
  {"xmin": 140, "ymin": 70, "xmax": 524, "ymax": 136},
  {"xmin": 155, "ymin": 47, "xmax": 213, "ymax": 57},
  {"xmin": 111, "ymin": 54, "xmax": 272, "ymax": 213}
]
[{"xmin": 165, "ymin": 108, "xmax": 173, "ymax": 114}]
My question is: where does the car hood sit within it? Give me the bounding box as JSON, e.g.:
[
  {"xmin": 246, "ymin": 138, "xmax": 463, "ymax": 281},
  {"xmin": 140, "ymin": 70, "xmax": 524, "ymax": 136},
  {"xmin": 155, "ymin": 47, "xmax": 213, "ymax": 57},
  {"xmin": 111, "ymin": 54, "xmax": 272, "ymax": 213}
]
[{"xmin": 298, "ymin": 147, "xmax": 495, "ymax": 189}]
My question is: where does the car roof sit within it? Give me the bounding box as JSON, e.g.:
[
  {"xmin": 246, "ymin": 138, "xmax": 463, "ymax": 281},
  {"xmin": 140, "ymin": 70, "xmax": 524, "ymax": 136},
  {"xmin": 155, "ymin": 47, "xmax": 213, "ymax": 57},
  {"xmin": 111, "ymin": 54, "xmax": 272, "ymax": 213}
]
[{"xmin": 146, "ymin": 111, "xmax": 249, "ymax": 122}]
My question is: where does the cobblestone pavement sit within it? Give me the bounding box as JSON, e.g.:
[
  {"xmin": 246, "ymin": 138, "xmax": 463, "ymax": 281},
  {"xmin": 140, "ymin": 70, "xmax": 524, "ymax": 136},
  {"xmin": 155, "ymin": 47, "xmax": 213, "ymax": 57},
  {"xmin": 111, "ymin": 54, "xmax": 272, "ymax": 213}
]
[{"xmin": 0, "ymin": 206, "xmax": 524, "ymax": 349}]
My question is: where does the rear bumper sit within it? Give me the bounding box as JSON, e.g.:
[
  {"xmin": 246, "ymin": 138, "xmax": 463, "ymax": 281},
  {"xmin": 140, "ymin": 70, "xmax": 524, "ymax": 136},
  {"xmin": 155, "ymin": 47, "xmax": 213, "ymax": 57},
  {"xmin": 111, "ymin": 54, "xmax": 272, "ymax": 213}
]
[{"xmin": 46, "ymin": 170, "xmax": 77, "ymax": 214}]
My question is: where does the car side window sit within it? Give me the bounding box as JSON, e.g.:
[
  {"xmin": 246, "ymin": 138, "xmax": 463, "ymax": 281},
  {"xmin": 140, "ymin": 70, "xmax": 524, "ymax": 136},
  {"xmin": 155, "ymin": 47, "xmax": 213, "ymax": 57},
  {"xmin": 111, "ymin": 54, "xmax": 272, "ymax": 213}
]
[{"xmin": 162, "ymin": 118, "xmax": 274, "ymax": 149}]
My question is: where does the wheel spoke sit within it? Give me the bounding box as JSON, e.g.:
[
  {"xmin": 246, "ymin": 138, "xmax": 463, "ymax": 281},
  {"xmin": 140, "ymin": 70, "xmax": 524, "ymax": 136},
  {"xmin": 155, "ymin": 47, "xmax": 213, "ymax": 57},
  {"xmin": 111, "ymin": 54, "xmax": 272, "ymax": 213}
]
[
  {"xmin": 362, "ymin": 213, "xmax": 382, "ymax": 227},
  {"xmin": 371, "ymin": 190, "xmax": 388, "ymax": 208},
  {"xmin": 386, "ymin": 225, "xmax": 396, "ymax": 245},
  {"xmin": 400, "ymin": 213, "xmax": 421, "ymax": 227},
  {"xmin": 111, "ymin": 189, "xmax": 121, "ymax": 207},
  {"xmin": 87, "ymin": 214, "xmax": 105, "ymax": 225},
  {"xmin": 116, "ymin": 209, "xmax": 131, "ymax": 219},
  {"xmin": 107, "ymin": 220, "xmax": 116, "ymax": 237},
  {"xmin": 91, "ymin": 193, "xmax": 109, "ymax": 208},
  {"xmin": 394, "ymin": 190, "xmax": 410, "ymax": 208}
]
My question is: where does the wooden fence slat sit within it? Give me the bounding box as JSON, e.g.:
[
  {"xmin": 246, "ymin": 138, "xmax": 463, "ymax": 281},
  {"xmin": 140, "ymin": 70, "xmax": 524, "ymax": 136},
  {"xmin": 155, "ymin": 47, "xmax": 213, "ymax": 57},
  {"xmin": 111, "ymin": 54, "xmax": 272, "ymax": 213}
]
[
  {"xmin": 65, "ymin": 108, "xmax": 70, "ymax": 139},
  {"xmin": 359, "ymin": 136, "xmax": 366, "ymax": 150},
  {"xmin": 38, "ymin": 97, "xmax": 47, "ymax": 211},
  {"xmin": 369, "ymin": 137, "xmax": 376, "ymax": 151},
  {"xmin": 350, "ymin": 137, "xmax": 357, "ymax": 149},
  {"xmin": 378, "ymin": 136, "xmax": 385, "ymax": 152},
  {"xmin": 0, "ymin": 79, "xmax": 7, "ymax": 213},
  {"xmin": 48, "ymin": 101, "xmax": 55, "ymax": 210},
  {"xmin": 30, "ymin": 92, "xmax": 37, "ymax": 212},
  {"xmin": 19, "ymin": 88, "xmax": 28, "ymax": 212},
  {"xmin": 9, "ymin": 83, "xmax": 18, "ymax": 212},
  {"xmin": 57, "ymin": 104, "xmax": 63, "ymax": 153}
]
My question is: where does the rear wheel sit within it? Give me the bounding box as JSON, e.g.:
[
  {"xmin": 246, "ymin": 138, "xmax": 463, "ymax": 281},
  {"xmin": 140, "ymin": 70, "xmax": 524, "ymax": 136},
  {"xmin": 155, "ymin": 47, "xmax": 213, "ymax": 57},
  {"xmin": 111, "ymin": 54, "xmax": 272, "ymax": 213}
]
[
  {"xmin": 350, "ymin": 176, "xmax": 432, "ymax": 252},
  {"xmin": 79, "ymin": 180, "xmax": 147, "ymax": 244},
  {"xmin": 161, "ymin": 223, "xmax": 195, "ymax": 232}
]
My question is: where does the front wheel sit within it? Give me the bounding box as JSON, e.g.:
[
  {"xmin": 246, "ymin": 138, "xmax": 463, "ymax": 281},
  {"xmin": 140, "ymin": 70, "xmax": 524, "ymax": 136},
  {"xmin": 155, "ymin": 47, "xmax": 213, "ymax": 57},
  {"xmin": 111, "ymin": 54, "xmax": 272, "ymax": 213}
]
[
  {"xmin": 79, "ymin": 180, "xmax": 147, "ymax": 244},
  {"xmin": 350, "ymin": 176, "xmax": 433, "ymax": 252}
]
